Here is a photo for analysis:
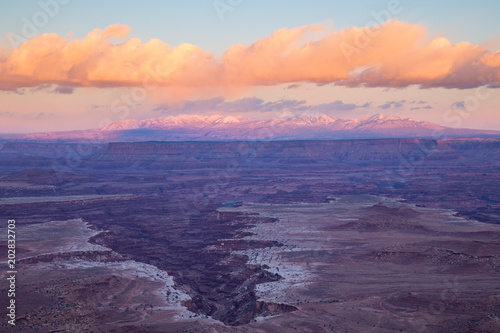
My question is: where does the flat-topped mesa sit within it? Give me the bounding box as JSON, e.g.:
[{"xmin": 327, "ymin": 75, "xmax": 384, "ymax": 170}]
[
  {"xmin": 100, "ymin": 139, "xmax": 460, "ymax": 164},
  {"xmin": 3, "ymin": 139, "xmax": 498, "ymax": 170},
  {"xmin": 105, "ymin": 142, "xmax": 184, "ymax": 155},
  {"xmin": 0, "ymin": 142, "xmax": 104, "ymax": 158},
  {"xmin": 102, "ymin": 137, "xmax": 500, "ymax": 151},
  {"xmin": 443, "ymin": 138, "xmax": 500, "ymax": 160}
]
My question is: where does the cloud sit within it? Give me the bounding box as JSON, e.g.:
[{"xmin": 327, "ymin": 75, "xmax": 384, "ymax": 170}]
[
  {"xmin": 153, "ymin": 96, "xmax": 225, "ymax": 113},
  {"xmin": 0, "ymin": 24, "xmax": 219, "ymax": 92},
  {"xmin": 153, "ymin": 96, "xmax": 369, "ymax": 114},
  {"xmin": 1, "ymin": 21, "xmax": 499, "ymax": 92},
  {"xmin": 12, "ymin": 88, "xmax": 25, "ymax": 95},
  {"xmin": 52, "ymin": 86, "xmax": 74, "ymax": 94},
  {"xmin": 452, "ymin": 101, "xmax": 466, "ymax": 109},
  {"xmin": 0, "ymin": 111, "xmax": 15, "ymax": 117},
  {"xmin": 410, "ymin": 105, "xmax": 432, "ymax": 110},
  {"xmin": 310, "ymin": 100, "xmax": 368, "ymax": 112},
  {"xmin": 153, "ymin": 97, "xmax": 305, "ymax": 114},
  {"xmin": 7, "ymin": 83, "xmax": 73, "ymax": 94},
  {"xmin": 152, "ymin": 105, "xmax": 169, "ymax": 112},
  {"xmin": 0, "ymin": 111, "xmax": 55, "ymax": 119},
  {"xmin": 378, "ymin": 100, "xmax": 406, "ymax": 109}
]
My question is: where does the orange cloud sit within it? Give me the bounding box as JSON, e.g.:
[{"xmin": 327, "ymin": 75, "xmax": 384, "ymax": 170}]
[
  {"xmin": 1, "ymin": 21, "xmax": 499, "ymax": 92},
  {"xmin": 0, "ymin": 24, "xmax": 219, "ymax": 91}
]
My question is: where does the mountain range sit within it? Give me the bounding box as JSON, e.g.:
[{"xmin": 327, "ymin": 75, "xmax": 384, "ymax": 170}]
[{"xmin": 1, "ymin": 114, "xmax": 499, "ymax": 142}]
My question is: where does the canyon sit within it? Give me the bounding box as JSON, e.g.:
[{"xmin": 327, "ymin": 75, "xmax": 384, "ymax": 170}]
[{"xmin": 0, "ymin": 138, "xmax": 499, "ymax": 332}]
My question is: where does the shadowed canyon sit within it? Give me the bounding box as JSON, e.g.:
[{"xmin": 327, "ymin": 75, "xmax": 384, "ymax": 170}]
[{"xmin": 0, "ymin": 138, "xmax": 499, "ymax": 332}]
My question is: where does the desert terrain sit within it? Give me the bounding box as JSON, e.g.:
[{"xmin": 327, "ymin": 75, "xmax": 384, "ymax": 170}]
[{"xmin": 0, "ymin": 138, "xmax": 499, "ymax": 332}]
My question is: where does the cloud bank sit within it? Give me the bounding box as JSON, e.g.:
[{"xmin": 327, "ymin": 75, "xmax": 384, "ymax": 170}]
[
  {"xmin": 152, "ymin": 97, "xmax": 370, "ymax": 114},
  {"xmin": 1, "ymin": 20, "xmax": 499, "ymax": 92}
]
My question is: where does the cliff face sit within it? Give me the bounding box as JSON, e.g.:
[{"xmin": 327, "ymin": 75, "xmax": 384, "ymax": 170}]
[
  {"xmin": 97, "ymin": 138, "xmax": 491, "ymax": 167},
  {"xmin": 106, "ymin": 142, "xmax": 184, "ymax": 155},
  {"xmin": 0, "ymin": 142, "xmax": 105, "ymax": 158},
  {"xmin": 443, "ymin": 138, "xmax": 500, "ymax": 161},
  {"xmin": 4, "ymin": 138, "xmax": 496, "ymax": 167}
]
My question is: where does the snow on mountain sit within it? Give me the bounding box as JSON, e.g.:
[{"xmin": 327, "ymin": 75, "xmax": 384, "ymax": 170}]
[
  {"xmin": 274, "ymin": 113, "xmax": 338, "ymax": 126},
  {"xmin": 101, "ymin": 119, "xmax": 142, "ymax": 131},
  {"xmin": 96, "ymin": 113, "xmax": 452, "ymax": 141},
  {"xmin": 5, "ymin": 114, "xmax": 498, "ymax": 143},
  {"xmin": 101, "ymin": 114, "xmax": 443, "ymax": 131},
  {"xmin": 213, "ymin": 115, "xmax": 243, "ymax": 124},
  {"xmin": 102, "ymin": 114, "xmax": 253, "ymax": 131}
]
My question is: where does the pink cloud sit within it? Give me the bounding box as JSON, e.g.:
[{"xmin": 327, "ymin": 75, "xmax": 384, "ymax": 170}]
[{"xmin": 1, "ymin": 21, "xmax": 499, "ymax": 92}]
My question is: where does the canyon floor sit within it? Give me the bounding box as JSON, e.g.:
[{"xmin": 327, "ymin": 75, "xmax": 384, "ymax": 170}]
[{"xmin": 0, "ymin": 138, "xmax": 499, "ymax": 332}]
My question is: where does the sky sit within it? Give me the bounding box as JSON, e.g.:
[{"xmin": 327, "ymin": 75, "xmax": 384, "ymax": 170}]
[{"xmin": 1, "ymin": 0, "xmax": 500, "ymax": 133}]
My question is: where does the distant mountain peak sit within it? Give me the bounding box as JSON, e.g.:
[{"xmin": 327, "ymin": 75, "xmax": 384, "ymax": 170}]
[
  {"xmin": 5, "ymin": 113, "xmax": 498, "ymax": 142},
  {"xmin": 104, "ymin": 113, "xmax": 422, "ymax": 131},
  {"xmin": 95, "ymin": 112, "xmax": 455, "ymax": 141},
  {"xmin": 276, "ymin": 113, "xmax": 338, "ymax": 125},
  {"xmin": 359, "ymin": 113, "xmax": 404, "ymax": 123},
  {"xmin": 214, "ymin": 115, "xmax": 242, "ymax": 124}
]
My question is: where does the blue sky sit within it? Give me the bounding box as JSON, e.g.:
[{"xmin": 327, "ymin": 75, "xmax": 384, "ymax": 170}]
[{"xmin": 2, "ymin": 0, "xmax": 499, "ymax": 54}]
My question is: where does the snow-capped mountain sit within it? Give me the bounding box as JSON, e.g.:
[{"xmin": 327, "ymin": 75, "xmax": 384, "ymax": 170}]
[
  {"xmin": 102, "ymin": 113, "xmax": 438, "ymax": 131},
  {"xmin": 91, "ymin": 113, "xmax": 500, "ymax": 141},
  {"xmin": 99, "ymin": 113, "xmax": 445, "ymax": 137},
  {"xmin": 2, "ymin": 114, "xmax": 499, "ymax": 142}
]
